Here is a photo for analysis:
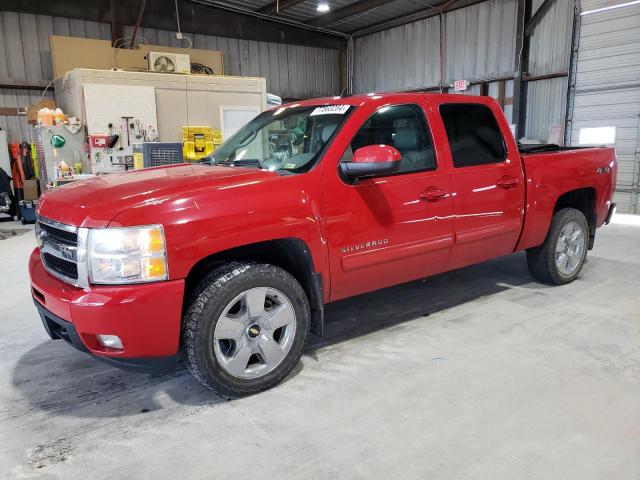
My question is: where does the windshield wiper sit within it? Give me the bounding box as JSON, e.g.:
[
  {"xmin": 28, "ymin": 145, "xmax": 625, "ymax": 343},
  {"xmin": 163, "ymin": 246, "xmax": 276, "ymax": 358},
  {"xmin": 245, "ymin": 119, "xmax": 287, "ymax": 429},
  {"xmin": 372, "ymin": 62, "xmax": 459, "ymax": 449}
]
[{"xmin": 229, "ymin": 159, "xmax": 262, "ymax": 169}]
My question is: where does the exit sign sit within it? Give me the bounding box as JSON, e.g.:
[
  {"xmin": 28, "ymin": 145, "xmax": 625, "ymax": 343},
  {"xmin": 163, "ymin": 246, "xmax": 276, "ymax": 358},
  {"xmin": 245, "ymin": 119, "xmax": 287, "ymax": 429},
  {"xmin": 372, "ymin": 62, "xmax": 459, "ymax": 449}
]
[{"xmin": 453, "ymin": 80, "xmax": 469, "ymax": 91}]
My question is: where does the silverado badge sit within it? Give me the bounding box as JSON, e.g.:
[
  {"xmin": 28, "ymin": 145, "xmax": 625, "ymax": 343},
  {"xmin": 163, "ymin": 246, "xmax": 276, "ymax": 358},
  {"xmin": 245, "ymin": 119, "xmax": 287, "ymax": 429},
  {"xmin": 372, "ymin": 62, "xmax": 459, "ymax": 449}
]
[{"xmin": 340, "ymin": 239, "xmax": 389, "ymax": 254}]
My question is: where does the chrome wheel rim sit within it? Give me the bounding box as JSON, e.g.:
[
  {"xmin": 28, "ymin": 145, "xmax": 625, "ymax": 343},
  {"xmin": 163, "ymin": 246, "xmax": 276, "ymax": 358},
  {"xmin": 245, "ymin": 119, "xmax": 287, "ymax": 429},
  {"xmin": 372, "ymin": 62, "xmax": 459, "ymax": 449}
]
[
  {"xmin": 555, "ymin": 220, "xmax": 586, "ymax": 276},
  {"xmin": 213, "ymin": 287, "xmax": 296, "ymax": 379}
]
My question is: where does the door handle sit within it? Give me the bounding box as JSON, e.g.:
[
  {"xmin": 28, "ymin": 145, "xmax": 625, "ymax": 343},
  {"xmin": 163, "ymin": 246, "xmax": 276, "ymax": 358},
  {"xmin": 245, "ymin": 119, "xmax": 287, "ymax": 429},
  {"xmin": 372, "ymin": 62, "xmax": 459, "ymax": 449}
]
[
  {"xmin": 420, "ymin": 187, "xmax": 448, "ymax": 202},
  {"xmin": 497, "ymin": 176, "xmax": 519, "ymax": 189}
]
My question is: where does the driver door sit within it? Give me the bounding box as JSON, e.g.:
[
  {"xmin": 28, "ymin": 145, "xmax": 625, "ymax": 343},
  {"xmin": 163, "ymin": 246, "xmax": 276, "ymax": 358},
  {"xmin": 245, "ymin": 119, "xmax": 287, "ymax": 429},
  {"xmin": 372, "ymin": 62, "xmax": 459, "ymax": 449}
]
[{"xmin": 323, "ymin": 102, "xmax": 454, "ymax": 301}]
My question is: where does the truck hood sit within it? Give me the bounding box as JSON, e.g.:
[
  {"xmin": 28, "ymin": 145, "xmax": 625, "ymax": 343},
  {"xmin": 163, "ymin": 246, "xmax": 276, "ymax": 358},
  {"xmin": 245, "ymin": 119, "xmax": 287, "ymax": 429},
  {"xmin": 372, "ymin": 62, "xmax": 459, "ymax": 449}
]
[{"xmin": 37, "ymin": 164, "xmax": 274, "ymax": 227}]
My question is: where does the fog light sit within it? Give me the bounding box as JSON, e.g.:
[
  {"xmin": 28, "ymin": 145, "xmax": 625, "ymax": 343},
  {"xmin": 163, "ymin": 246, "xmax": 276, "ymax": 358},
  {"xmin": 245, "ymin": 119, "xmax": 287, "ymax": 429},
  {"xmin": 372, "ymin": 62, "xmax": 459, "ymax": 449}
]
[{"xmin": 96, "ymin": 334, "xmax": 124, "ymax": 350}]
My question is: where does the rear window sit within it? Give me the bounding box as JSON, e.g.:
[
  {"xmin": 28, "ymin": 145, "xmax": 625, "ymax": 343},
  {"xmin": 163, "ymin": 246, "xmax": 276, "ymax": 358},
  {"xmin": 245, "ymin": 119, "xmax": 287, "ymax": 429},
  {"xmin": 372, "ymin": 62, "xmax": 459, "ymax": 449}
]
[{"xmin": 440, "ymin": 104, "xmax": 507, "ymax": 168}]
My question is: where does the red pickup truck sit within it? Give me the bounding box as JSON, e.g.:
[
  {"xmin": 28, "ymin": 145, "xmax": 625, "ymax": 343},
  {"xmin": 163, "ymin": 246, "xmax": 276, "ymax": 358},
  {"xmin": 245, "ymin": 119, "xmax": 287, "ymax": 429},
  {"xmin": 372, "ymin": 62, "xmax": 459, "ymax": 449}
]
[{"xmin": 30, "ymin": 93, "xmax": 617, "ymax": 395}]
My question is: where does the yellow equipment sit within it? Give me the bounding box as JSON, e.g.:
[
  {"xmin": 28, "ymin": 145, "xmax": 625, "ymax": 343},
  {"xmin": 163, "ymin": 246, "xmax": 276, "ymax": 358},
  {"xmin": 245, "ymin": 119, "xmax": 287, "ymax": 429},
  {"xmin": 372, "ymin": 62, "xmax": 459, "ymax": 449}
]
[{"xmin": 182, "ymin": 126, "xmax": 221, "ymax": 161}]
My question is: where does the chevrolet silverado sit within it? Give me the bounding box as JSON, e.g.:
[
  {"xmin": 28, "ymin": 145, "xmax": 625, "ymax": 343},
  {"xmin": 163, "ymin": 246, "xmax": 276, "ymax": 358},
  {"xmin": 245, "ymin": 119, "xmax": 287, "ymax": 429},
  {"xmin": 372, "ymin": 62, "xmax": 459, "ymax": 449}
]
[{"xmin": 30, "ymin": 93, "xmax": 617, "ymax": 395}]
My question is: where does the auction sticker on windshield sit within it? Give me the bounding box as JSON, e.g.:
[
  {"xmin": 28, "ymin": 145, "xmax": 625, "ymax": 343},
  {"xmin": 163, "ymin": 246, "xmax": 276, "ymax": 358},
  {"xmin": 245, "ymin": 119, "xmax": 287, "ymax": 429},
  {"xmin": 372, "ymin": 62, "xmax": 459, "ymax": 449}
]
[{"xmin": 310, "ymin": 105, "xmax": 350, "ymax": 116}]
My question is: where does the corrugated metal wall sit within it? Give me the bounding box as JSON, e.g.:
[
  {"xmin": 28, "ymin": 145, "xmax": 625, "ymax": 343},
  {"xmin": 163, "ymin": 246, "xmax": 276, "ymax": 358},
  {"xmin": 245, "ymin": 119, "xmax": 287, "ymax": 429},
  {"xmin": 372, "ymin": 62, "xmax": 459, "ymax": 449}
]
[
  {"xmin": 353, "ymin": 0, "xmax": 573, "ymax": 142},
  {"xmin": 528, "ymin": 0, "xmax": 573, "ymax": 76},
  {"xmin": 524, "ymin": 0, "xmax": 573, "ymax": 142},
  {"xmin": 353, "ymin": 16, "xmax": 441, "ymax": 93},
  {"xmin": 0, "ymin": 89, "xmax": 54, "ymax": 144},
  {"xmin": 0, "ymin": 13, "xmax": 112, "ymax": 84},
  {"xmin": 488, "ymin": 78, "xmax": 515, "ymax": 123},
  {"xmin": 353, "ymin": 0, "xmax": 518, "ymax": 93},
  {"xmin": 0, "ymin": 11, "xmax": 340, "ymax": 143},
  {"xmin": 525, "ymin": 76, "xmax": 568, "ymax": 142},
  {"xmin": 444, "ymin": 0, "xmax": 517, "ymax": 83},
  {"xmin": 567, "ymin": 0, "xmax": 640, "ymax": 213},
  {"xmin": 0, "ymin": 13, "xmax": 109, "ymax": 143}
]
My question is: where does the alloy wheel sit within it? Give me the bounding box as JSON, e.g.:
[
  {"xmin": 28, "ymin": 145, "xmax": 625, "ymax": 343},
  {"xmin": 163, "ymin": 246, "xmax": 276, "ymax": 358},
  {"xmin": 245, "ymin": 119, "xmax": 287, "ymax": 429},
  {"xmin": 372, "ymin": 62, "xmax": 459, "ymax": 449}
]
[
  {"xmin": 555, "ymin": 220, "xmax": 586, "ymax": 276},
  {"xmin": 213, "ymin": 287, "xmax": 297, "ymax": 379}
]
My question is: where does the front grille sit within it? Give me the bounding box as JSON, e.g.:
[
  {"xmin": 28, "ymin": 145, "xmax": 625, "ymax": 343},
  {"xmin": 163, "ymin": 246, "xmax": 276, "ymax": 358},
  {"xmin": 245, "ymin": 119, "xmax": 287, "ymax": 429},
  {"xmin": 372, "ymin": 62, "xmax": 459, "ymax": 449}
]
[
  {"xmin": 37, "ymin": 217, "xmax": 82, "ymax": 286},
  {"xmin": 40, "ymin": 222, "xmax": 77, "ymax": 245},
  {"xmin": 43, "ymin": 252, "xmax": 78, "ymax": 280}
]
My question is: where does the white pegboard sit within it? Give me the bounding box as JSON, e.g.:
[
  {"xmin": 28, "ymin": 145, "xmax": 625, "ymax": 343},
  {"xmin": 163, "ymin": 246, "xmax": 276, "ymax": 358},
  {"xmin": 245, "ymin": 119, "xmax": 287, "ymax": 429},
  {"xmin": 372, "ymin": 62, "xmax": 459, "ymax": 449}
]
[{"xmin": 82, "ymin": 83, "xmax": 158, "ymax": 137}]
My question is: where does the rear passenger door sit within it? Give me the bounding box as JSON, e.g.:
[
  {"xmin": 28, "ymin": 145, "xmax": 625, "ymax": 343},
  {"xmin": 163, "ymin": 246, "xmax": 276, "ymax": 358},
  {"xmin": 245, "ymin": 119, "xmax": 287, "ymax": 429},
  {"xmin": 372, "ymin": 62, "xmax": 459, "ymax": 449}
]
[{"xmin": 439, "ymin": 102, "xmax": 525, "ymax": 270}]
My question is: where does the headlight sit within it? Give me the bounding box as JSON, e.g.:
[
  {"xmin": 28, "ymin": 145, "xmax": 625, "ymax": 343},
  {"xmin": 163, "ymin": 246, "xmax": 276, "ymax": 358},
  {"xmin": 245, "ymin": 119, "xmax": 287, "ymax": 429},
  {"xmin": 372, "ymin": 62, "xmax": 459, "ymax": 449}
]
[{"xmin": 88, "ymin": 225, "xmax": 168, "ymax": 284}]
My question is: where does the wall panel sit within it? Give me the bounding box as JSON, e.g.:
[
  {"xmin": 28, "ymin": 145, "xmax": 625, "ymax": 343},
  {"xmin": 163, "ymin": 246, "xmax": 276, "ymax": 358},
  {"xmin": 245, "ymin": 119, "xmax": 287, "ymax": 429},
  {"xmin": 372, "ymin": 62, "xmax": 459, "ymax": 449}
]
[
  {"xmin": 353, "ymin": 0, "xmax": 519, "ymax": 93},
  {"xmin": 568, "ymin": 0, "xmax": 640, "ymax": 213},
  {"xmin": 353, "ymin": 16, "xmax": 441, "ymax": 93},
  {"xmin": 528, "ymin": 0, "xmax": 573, "ymax": 76},
  {"xmin": 0, "ymin": 12, "xmax": 340, "ymax": 142},
  {"xmin": 444, "ymin": 0, "xmax": 518, "ymax": 83},
  {"xmin": 525, "ymin": 76, "xmax": 567, "ymax": 142}
]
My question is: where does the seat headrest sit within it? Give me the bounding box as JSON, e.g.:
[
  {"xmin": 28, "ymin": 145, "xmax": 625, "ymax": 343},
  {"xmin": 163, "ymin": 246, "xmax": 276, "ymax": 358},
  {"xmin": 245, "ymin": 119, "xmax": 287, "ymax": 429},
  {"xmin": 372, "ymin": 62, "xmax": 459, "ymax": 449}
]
[
  {"xmin": 394, "ymin": 127, "xmax": 420, "ymax": 151},
  {"xmin": 475, "ymin": 125, "xmax": 504, "ymax": 157},
  {"xmin": 322, "ymin": 123, "xmax": 338, "ymax": 142}
]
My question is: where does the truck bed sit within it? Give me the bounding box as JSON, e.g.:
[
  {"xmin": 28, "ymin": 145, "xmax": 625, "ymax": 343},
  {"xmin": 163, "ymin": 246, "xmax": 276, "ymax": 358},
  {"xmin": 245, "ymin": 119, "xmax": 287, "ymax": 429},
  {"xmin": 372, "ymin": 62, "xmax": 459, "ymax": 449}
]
[
  {"xmin": 516, "ymin": 145, "xmax": 617, "ymax": 251},
  {"xmin": 518, "ymin": 144, "xmax": 594, "ymax": 155}
]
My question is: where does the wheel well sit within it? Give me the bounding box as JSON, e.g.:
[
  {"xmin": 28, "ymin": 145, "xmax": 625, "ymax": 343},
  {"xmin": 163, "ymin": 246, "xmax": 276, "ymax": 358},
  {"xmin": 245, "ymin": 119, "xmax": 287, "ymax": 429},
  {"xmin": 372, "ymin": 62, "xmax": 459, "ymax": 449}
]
[
  {"xmin": 554, "ymin": 188, "xmax": 596, "ymax": 248},
  {"xmin": 183, "ymin": 238, "xmax": 324, "ymax": 335}
]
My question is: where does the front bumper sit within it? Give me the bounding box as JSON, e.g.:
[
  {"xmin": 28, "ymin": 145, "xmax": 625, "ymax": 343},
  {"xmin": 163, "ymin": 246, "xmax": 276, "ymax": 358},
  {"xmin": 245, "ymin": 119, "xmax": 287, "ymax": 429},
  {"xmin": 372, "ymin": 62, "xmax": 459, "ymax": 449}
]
[{"xmin": 29, "ymin": 248, "xmax": 184, "ymax": 373}]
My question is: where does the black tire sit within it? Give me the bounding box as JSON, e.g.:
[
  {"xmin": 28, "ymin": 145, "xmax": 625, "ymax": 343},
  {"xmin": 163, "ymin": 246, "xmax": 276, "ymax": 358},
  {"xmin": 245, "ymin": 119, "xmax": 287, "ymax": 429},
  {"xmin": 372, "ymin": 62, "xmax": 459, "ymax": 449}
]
[
  {"xmin": 182, "ymin": 262, "xmax": 310, "ymax": 396},
  {"xmin": 526, "ymin": 207, "xmax": 589, "ymax": 285}
]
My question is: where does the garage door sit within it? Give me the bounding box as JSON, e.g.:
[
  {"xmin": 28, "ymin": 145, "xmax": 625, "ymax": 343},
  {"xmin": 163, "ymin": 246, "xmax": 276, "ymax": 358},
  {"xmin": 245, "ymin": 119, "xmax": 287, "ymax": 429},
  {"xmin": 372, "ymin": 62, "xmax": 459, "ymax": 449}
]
[{"xmin": 567, "ymin": 0, "xmax": 640, "ymax": 213}]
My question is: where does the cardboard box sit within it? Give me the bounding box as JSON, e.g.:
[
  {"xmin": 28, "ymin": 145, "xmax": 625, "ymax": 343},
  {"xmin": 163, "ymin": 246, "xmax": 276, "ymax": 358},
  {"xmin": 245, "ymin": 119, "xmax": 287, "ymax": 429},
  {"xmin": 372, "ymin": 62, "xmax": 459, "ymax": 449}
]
[
  {"xmin": 23, "ymin": 179, "xmax": 39, "ymax": 200},
  {"xmin": 50, "ymin": 35, "xmax": 224, "ymax": 77},
  {"xmin": 50, "ymin": 36, "xmax": 113, "ymax": 77},
  {"xmin": 114, "ymin": 48, "xmax": 148, "ymax": 71}
]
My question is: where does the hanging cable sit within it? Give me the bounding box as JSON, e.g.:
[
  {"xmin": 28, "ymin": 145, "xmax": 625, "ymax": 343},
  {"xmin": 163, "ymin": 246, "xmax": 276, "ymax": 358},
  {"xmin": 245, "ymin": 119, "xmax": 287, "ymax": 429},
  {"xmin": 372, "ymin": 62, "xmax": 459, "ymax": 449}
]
[
  {"xmin": 173, "ymin": 0, "xmax": 193, "ymax": 53},
  {"xmin": 175, "ymin": 0, "xmax": 182, "ymax": 35}
]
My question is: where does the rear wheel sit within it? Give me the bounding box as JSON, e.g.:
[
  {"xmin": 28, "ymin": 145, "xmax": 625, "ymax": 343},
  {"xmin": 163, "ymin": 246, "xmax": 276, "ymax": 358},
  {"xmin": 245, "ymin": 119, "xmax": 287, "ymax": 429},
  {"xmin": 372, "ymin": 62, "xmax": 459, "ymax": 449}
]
[
  {"xmin": 526, "ymin": 207, "xmax": 589, "ymax": 285},
  {"xmin": 182, "ymin": 262, "xmax": 310, "ymax": 396}
]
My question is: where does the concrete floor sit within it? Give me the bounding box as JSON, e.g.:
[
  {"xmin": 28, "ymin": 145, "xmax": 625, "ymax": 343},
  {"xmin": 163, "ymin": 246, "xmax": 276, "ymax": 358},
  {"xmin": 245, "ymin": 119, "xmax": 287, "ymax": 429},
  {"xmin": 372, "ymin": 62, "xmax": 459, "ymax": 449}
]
[{"xmin": 1, "ymin": 217, "xmax": 638, "ymax": 480}]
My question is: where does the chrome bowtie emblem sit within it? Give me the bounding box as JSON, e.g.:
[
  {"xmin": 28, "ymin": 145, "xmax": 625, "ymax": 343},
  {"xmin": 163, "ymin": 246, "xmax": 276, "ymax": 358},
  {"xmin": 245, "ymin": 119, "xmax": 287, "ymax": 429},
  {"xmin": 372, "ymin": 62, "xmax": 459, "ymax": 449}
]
[{"xmin": 57, "ymin": 243, "xmax": 76, "ymax": 260}]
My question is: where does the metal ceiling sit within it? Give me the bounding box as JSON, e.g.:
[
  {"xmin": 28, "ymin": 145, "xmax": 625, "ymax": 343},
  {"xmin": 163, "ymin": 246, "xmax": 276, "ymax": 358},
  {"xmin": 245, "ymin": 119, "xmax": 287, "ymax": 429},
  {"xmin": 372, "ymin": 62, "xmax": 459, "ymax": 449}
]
[
  {"xmin": 0, "ymin": 0, "xmax": 487, "ymax": 50},
  {"xmin": 208, "ymin": 0, "xmax": 448, "ymax": 34}
]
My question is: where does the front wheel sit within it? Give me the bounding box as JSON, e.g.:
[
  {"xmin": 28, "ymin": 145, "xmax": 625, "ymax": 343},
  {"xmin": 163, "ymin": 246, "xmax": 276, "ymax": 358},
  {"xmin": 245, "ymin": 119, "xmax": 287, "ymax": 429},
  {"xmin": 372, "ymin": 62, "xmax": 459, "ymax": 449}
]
[
  {"xmin": 182, "ymin": 262, "xmax": 310, "ymax": 396},
  {"xmin": 526, "ymin": 207, "xmax": 589, "ymax": 285}
]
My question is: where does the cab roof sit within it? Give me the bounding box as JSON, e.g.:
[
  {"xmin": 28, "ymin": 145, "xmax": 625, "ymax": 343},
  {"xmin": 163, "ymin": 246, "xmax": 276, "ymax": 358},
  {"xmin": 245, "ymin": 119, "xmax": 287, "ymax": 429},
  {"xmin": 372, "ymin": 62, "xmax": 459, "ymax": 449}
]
[{"xmin": 274, "ymin": 91, "xmax": 495, "ymax": 111}]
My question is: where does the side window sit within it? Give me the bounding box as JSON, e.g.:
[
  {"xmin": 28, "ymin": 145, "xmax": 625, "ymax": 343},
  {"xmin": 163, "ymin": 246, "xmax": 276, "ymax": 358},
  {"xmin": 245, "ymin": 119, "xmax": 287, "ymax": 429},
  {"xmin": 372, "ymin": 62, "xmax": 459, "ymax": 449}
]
[
  {"xmin": 341, "ymin": 104, "xmax": 436, "ymax": 174},
  {"xmin": 439, "ymin": 104, "xmax": 507, "ymax": 168}
]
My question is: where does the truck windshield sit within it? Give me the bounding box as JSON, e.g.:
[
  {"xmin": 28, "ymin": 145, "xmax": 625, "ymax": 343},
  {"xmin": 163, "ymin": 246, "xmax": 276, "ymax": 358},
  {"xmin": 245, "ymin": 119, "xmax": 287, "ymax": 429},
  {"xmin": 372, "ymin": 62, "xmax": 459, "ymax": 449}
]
[{"xmin": 205, "ymin": 105, "xmax": 353, "ymax": 174}]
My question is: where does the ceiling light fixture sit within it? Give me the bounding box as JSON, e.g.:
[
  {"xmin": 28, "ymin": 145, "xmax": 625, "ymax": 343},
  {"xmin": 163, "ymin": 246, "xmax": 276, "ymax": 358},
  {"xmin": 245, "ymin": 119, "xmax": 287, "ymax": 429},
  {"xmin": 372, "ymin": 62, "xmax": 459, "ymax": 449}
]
[{"xmin": 317, "ymin": 1, "xmax": 330, "ymax": 13}]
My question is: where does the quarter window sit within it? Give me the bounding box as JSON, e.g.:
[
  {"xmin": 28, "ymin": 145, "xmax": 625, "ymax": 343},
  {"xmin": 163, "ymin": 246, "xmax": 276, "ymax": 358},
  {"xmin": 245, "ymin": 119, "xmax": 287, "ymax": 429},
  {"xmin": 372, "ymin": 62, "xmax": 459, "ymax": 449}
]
[
  {"xmin": 440, "ymin": 104, "xmax": 507, "ymax": 168},
  {"xmin": 340, "ymin": 104, "xmax": 436, "ymax": 174}
]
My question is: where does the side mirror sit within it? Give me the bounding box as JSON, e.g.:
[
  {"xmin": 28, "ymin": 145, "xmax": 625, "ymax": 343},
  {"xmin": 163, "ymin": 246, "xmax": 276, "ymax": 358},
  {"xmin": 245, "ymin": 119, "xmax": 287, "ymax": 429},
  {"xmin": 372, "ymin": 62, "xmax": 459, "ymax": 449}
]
[{"xmin": 340, "ymin": 144, "xmax": 402, "ymax": 181}]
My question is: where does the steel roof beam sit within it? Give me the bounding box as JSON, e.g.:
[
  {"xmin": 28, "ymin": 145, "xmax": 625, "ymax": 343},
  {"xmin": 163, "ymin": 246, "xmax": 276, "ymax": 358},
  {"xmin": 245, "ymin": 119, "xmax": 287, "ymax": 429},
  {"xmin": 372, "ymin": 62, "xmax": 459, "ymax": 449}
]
[{"xmin": 525, "ymin": 0, "xmax": 559, "ymax": 36}]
